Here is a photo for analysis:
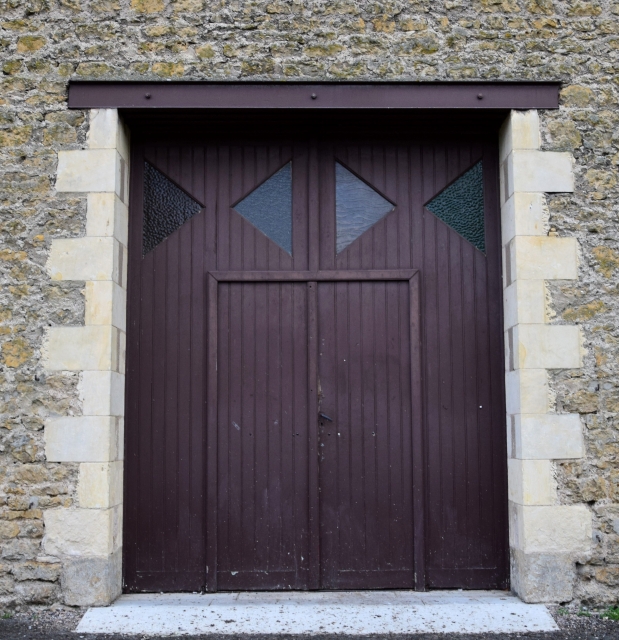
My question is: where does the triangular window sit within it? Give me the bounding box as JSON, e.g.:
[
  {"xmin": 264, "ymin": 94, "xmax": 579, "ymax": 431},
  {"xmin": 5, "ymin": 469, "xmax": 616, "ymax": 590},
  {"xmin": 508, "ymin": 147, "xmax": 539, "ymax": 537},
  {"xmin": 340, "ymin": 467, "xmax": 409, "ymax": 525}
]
[
  {"xmin": 143, "ymin": 162, "xmax": 202, "ymax": 255},
  {"xmin": 335, "ymin": 162, "xmax": 395, "ymax": 254},
  {"xmin": 425, "ymin": 161, "xmax": 485, "ymax": 253},
  {"xmin": 233, "ymin": 162, "xmax": 293, "ymax": 255}
]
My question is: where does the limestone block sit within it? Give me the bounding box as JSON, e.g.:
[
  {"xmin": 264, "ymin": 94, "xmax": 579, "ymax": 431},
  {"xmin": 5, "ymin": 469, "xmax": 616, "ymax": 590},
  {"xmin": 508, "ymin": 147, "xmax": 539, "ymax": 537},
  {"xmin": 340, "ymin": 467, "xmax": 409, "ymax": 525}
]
[
  {"xmin": 44, "ymin": 326, "xmax": 118, "ymax": 371},
  {"xmin": 87, "ymin": 109, "xmax": 130, "ymax": 164},
  {"xmin": 513, "ymin": 413, "xmax": 584, "ymax": 460},
  {"xmin": 505, "ymin": 369, "xmax": 548, "ymax": 416},
  {"xmin": 86, "ymin": 193, "xmax": 129, "ymax": 246},
  {"xmin": 78, "ymin": 461, "xmax": 123, "ymax": 509},
  {"xmin": 507, "ymin": 150, "xmax": 574, "ymax": 198},
  {"xmin": 43, "ymin": 506, "xmax": 121, "ymax": 557},
  {"xmin": 79, "ymin": 370, "xmax": 125, "ymax": 416},
  {"xmin": 511, "ymin": 548, "xmax": 575, "ymax": 603},
  {"xmin": 118, "ymin": 330, "xmax": 126, "ymax": 375},
  {"xmin": 504, "ymin": 280, "xmax": 545, "ymax": 328},
  {"xmin": 509, "ymin": 502, "xmax": 591, "ymax": 555},
  {"xmin": 499, "ymin": 110, "xmax": 540, "ymax": 164},
  {"xmin": 45, "ymin": 416, "xmax": 121, "ymax": 462},
  {"xmin": 117, "ymin": 417, "xmax": 125, "ymax": 461},
  {"xmin": 48, "ymin": 237, "xmax": 121, "ymax": 283},
  {"xmin": 509, "ymin": 236, "xmax": 578, "ymax": 281},
  {"xmin": 85, "ymin": 281, "xmax": 127, "ymax": 330},
  {"xmin": 512, "ymin": 324, "xmax": 582, "ymax": 369},
  {"xmin": 61, "ymin": 547, "xmax": 122, "ymax": 607},
  {"xmin": 501, "ymin": 192, "xmax": 547, "ymax": 245},
  {"xmin": 508, "ymin": 459, "xmax": 555, "ymax": 505},
  {"xmin": 56, "ymin": 149, "xmax": 122, "ymax": 196}
]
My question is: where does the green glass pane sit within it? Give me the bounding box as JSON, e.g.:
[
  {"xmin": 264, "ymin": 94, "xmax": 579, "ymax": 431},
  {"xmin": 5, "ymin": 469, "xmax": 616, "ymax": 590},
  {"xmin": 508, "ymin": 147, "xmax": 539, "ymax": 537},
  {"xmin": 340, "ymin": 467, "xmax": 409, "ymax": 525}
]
[
  {"xmin": 143, "ymin": 162, "xmax": 202, "ymax": 255},
  {"xmin": 426, "ymin": 161, "xmax": 485, "ymax": 253},
  {"xmin": 336, "ymin": 162, "xmax": 395, "ymax": 254},
  {"xmin": 234, "ymin": 163, "xmax": 293, "ymax": 255}
]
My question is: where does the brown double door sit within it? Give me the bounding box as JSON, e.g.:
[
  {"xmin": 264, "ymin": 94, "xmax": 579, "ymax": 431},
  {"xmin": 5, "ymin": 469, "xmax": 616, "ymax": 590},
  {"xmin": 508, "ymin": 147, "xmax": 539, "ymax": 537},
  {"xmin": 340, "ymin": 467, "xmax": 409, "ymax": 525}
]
[{"xmin": 124, "ymin": 127, "xmax": 508, "ymax": 593}]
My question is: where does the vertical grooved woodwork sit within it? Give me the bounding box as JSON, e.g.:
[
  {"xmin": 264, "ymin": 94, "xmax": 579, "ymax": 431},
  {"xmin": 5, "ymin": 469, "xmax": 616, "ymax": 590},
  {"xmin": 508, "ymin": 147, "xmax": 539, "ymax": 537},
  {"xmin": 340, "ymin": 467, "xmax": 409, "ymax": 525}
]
[{"xmin": 124, "ymin": 130, "xmax": 507, "ymax": 593}]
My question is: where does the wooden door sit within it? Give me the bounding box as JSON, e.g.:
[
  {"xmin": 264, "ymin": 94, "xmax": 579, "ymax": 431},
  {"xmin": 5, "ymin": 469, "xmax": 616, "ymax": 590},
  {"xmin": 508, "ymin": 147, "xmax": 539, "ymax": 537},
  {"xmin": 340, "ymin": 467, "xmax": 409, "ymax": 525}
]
[
  {"xmin": 124, "ymin": 126, "xmax": 508, "ymax": 593},
  {"xmin": 317, "ymin": 277, "xmax": 421, "ymax": 589}
]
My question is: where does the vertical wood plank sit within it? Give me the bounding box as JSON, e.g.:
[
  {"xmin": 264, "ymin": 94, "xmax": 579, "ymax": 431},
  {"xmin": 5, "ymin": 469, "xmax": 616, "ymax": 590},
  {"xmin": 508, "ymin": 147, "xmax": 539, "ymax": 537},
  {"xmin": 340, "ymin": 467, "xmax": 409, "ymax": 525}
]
[
  {"xmin": 307, "ymin": 280, "xmax": 320, "ymax": 589},
  {"xmin": 205, "ymin": 273, "xmax": 219, "ymax": 591},
  {"xmin": 410, "ymin": 272, "xmax": 425, "ymax": 590}
]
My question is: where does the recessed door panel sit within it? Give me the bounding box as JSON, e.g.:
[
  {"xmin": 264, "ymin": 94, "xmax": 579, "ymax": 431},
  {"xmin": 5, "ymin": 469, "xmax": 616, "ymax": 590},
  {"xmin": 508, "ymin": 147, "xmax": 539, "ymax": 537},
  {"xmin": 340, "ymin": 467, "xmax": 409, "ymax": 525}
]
[
  {"xmin": 215, "ymin": 281, "xmax": 310, "ymax": 590},
  {"xmin": 317, "ymin": 280, "xmax": 414, "ymax": 589}
]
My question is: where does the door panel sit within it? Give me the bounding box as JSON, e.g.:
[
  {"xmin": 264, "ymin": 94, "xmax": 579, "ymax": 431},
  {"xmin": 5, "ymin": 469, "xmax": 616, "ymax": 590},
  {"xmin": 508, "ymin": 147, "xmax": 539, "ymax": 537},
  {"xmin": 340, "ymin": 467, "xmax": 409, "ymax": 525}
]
[
  {"xmin": 125, "ymin": 131, "xmax": 508, "ymax": 593},
  {"xmin": 317, "ymin": 280, "xmax": 414, "ymax": 589},
  {"xmin": 215, "ymin": 281, "xmax": 310, "ymax": 590}
]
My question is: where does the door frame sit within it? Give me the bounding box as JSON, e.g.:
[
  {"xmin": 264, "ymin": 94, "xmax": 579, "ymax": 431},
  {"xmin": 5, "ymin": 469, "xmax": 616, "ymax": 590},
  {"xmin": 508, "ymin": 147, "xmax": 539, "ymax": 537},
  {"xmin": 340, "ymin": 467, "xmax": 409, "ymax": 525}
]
[{"xmin": 49, "ymin": 82, "xmax": 584, "ymax": 606}]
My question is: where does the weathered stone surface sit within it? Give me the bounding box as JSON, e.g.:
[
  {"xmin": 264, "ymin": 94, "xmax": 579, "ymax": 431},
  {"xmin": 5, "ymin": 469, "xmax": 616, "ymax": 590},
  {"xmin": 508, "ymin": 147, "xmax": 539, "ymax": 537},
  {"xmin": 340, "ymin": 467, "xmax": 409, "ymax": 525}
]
[
  {"xmin": 511, "ymin": 549, "xmax": 575, "ymax": 603},
  {"xmin": 61, "ymin": 547, "xmax": 122, "ymax": 606},
  {"xmin": 0, "ymin": 0, "xmax": 616, "ymax": 610},
  {"xmin": 11, "ymin": 561, "xmax": 61, "ymax": 582}
]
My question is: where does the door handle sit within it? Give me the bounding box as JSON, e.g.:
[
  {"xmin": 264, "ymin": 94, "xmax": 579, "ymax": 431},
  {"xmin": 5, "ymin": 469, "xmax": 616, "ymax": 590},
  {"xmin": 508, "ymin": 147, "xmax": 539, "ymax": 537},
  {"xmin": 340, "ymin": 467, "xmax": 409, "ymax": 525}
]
[{"xmin": 319, "ymin": 413, "xmax": 333, "ymax": 422}]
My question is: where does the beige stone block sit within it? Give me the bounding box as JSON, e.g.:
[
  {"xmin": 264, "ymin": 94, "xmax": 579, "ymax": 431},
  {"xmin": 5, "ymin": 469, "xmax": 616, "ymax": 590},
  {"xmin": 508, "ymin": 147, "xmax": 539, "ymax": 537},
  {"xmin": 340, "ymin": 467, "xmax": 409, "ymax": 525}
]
[
  {"xmin": 44, "ymin": 326, "xmax": 118, "ymax": 371},
  {"xmin": 79, "ymin": 371, "xmax": 125, "ymax": 416},
  {"xmin": 62, "ymin": 549, "xmax": 122, "ymax": 607},
  {"xmin": 48, "ymin": 237, "xmax": 121, "ymax": 283},
  {"xmin": 85, "ymin": 281, "xmax": 127, "ymax": 331},
  {"xmin": 504, "ymin": 280, "xmax": 545, "ymax": 328},
  {"xmin": 508, "ymin": 459, "xmax": 555, "ymax": 505},
  {"xmin": 86, "ymin": 193, "xmax": 129, "ymax": 246},
  {"xmin": 499, "ymin": 110, "xmax": 540, "ymax": 165},
  {"xmin": 511, "ymin": 548, "xmax": 576, "ymax": 603},
  {"xmin": 505, "ymin": 369, "xmax": 548, "ymax": 415},
  {"xmin": 87, "ymin": 110, "xmax": 130, "ymax": 162},
  {"xmin": 512, "ymin": 324, "xmax": 582, "ymax": 370},
  {"xmin": 78, "ymin": 462, "xmax": 123, "ymax": 509},
  {"xmin": 56, "ymin": 149, "xmax": 119, "ymax": 194},
  {"xmin": 117, "ymin": 417, "xmax": 125, "ymax": 461},
  {"xmin": 45, "ymin": 416, "xmax": 121, "ymax": 462},
  {"xmin": 507, "ymin": 150, "xmax": 574, "ymax": 198},
  {"xmin": 117, "ymin": 330, "xmax": 126, "ymax": 375},
  {"xmin": 510, "ymin": 503, "xmax": 591, "ymax": 555},
  {"xmin": 512, "ymin": 413, "xmax": 584, "ymax": 459},
  {"xmin": 509, "ymin": 236, "xmax": 578, "ymax": 281},
  {"xmin": 43, "ymin": 506, "xmax": 121, "ymax": 557},
  {"xmin": 501, "ymin": 192, "xmax": 547, "ymax": 245}
]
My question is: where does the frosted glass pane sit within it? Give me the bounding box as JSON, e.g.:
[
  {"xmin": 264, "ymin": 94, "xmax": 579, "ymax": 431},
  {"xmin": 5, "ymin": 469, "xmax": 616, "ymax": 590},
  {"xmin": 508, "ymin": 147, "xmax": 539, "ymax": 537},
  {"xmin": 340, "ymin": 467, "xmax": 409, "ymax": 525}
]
[
  {"xmin": 336, "ymin": 163, "xmax": 395, "ymax": 254},
  {"xmin": 234, "ymin": 162, "xmax": 293, "ymax": 255},
  {"xmin": 426, "ymin": 161, "xmax": 485, "ymax": 253},
  {"xmin": 143, "ymin": 162, "xmax": 202, "ymax": 255}
]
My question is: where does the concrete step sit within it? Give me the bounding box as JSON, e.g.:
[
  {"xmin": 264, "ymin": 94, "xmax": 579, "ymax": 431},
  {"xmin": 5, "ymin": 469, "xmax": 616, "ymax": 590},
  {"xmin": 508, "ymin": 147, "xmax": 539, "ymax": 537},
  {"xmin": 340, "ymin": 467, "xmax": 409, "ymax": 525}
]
[{"xmin": 77, "ymin": 590, "xmax": 558, "ymax": 635}]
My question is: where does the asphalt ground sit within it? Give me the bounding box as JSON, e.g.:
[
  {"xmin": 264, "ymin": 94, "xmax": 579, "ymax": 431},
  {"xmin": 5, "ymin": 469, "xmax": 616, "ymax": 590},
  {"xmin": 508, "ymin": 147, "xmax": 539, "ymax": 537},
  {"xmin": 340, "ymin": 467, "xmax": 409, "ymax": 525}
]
[{"xmin": 1, "ymin": 607, "xmax": 619, "ymax": 640}]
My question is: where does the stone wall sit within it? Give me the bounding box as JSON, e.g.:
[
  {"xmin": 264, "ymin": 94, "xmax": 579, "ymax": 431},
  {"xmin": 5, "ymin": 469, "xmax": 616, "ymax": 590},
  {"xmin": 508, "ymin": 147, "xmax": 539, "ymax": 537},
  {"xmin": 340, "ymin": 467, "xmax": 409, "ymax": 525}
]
[{"xmin": 1, "ymin": 0, "xmax": 619, "ymax": 609}]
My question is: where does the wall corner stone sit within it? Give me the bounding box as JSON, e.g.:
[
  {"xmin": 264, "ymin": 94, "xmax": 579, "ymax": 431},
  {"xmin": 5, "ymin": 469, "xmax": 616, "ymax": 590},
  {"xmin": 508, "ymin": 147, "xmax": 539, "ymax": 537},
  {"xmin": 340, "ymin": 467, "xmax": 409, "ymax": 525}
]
[
  {"xmin": 500, "ymin": 109, "xmax": 589, "ymax": 604},
  {"xmin": 44, "ymin": 109, "xmax": 129, "ymax": 607}
]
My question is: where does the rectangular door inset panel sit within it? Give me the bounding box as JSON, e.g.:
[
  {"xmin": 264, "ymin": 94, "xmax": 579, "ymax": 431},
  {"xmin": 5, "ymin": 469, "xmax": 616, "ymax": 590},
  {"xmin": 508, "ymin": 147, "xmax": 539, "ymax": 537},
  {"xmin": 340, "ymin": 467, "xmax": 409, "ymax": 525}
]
[
  {"xmin": 215, "ymin": 282, "xmax": 310, "ymax": 590},
  {"xmin": 317, "ymin": 280, "xmax": 414, "ymax": 589}
]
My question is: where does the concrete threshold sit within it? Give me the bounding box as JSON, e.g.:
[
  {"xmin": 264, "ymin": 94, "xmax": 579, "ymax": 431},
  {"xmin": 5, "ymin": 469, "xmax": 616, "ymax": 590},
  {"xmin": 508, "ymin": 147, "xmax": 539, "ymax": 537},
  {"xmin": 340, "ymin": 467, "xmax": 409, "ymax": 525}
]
[{"xmin": 76, "ymin": 590, "xmax": 558, "ymax": 635}]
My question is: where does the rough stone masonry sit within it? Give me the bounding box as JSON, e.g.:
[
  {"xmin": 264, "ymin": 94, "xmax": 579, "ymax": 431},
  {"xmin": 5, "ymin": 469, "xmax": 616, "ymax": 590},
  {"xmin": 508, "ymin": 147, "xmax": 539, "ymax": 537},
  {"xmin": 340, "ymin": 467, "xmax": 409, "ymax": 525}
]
[{"xmin": 1, "ymin": 0, "xmax": 619, "ymax": 610}]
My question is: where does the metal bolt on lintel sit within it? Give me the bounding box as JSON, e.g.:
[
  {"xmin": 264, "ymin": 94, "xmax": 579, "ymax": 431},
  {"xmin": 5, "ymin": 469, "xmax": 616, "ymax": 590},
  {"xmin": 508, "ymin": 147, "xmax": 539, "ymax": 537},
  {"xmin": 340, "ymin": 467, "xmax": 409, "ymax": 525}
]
[
  {"xmin": 311, "ymin": 93, "xmax": 317, "ymax": 100},
  {"xmin": 477, "ymin": 93, "xmax": 483, "ymax": 100},
  {"xmin": 145, "ymin": 93, "xmax": 151, "ymax": 99}
]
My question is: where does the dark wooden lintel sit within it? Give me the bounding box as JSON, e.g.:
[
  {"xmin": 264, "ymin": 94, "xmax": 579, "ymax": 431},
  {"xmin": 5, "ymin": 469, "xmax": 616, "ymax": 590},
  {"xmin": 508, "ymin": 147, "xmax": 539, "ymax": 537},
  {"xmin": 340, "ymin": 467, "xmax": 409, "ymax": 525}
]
[{"xmin": 68, "ymin": 81, "xmax": 560, "ymax": 110}]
